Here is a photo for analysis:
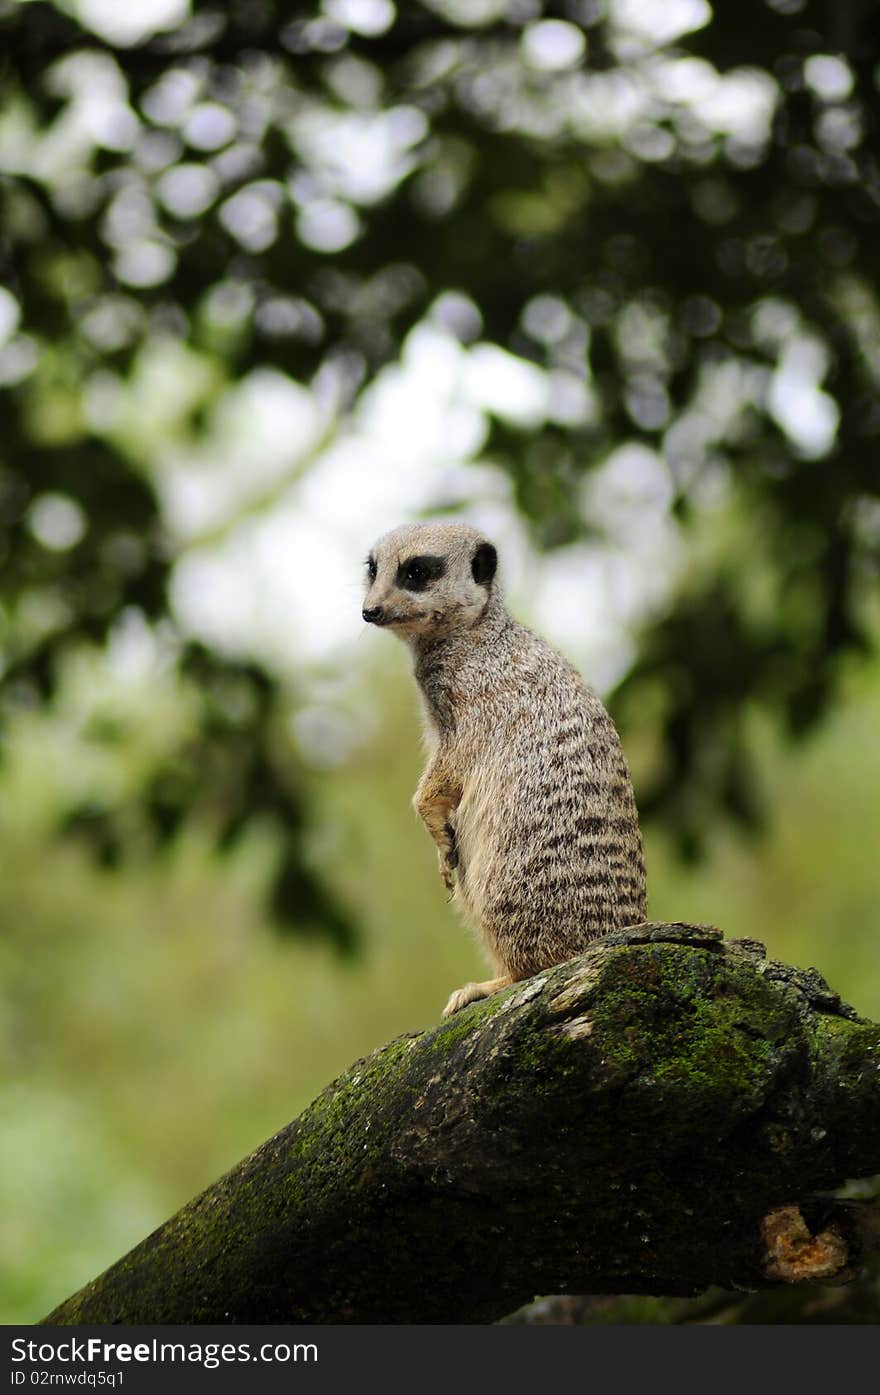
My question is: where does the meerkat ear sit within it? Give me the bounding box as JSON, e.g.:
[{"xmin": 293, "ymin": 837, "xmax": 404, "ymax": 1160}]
[{"xmin": 471, "ymin": 541, "xmax": 497, "ymax": 586}]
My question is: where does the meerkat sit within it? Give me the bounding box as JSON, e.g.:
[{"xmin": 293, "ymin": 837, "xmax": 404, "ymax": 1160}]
[{"xmin": 362, "ymin": 521, "xmax": 647, "ymax": 1017}]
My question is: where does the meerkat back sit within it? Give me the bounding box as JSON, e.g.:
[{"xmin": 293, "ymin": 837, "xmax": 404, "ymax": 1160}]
[
  {"xmin": 362, "ymin": 521, "xmax": 647, "ymax": 1015},
  {"xmin": 452, "ymin": 623, "xmax": 647, "ymax": 981}
]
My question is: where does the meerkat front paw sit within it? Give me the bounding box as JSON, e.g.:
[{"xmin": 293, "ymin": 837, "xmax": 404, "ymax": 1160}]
[
  {"xmin": 438, "ymin": 821, "xmax": 458, "ymax": 892},
  {"xmin": 438, "ymin": 848, "xmax": 455, "ymax": 893},
  {"xmin": 442, "ymin": 975, "xmax": 514, "ymax": 1017}
]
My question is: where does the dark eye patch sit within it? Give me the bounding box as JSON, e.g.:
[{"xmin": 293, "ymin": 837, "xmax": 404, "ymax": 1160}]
[
  {"xmin": 365, "ymin": 554, "xmax": 377, "ymax": 581},
  {"xmin": 396, "ymin": 554, "xmax": 446, "ymax": 592}
]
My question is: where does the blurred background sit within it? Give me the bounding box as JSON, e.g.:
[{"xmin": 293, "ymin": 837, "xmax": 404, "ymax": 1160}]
[{"xmin": 1, "ymin": 0, "xmax": 879, "ymax": 1324}]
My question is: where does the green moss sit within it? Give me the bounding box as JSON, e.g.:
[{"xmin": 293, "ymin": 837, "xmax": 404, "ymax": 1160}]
[{"xmin": 424, "ymin": 990, "xmax": 513, "ymax": 1052}]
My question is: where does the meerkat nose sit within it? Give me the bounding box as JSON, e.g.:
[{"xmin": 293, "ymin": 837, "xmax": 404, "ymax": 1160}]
[{"xmin": 362, "ymin": 605, "xmax": 386, "ymax": 625}]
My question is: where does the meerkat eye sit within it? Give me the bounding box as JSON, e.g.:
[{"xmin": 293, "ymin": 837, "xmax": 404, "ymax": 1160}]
[
  {"xmin": 397, "ymin": 554, "xmax": 446, "ymax": 592},
  {"xmin": 365, "ymin": 555, "xmax": 377, "ymax": 582}
]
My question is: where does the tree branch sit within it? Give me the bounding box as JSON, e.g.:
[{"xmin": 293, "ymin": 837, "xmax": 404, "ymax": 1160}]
[{"xmin": 44, "ymin": 924, "xmax": 880, "ymax": 1325}]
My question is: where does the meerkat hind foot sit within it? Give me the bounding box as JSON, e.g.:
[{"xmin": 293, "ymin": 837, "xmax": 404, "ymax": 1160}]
[{"xmin": 442, "ymin": 975, "xmax": 514, "ymax": 1018}]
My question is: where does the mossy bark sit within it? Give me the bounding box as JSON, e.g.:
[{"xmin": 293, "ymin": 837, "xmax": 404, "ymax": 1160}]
[{"xmin": 44, "ymin": 924, "xmax": 880, "ymax": 1325}]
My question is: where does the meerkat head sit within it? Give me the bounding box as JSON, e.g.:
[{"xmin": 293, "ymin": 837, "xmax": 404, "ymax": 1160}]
[{"xmin": 362, "ymin": 522, "xmax": 498, "ymax": 641}]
